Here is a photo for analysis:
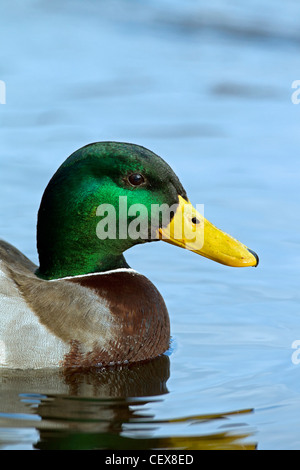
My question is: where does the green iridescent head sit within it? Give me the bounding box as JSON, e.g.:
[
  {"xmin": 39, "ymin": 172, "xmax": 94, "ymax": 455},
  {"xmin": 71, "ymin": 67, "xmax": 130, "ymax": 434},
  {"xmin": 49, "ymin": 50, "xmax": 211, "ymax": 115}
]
[{"xmin": 36, "ymin": 142, "xmax": 187, "ymax": 279}]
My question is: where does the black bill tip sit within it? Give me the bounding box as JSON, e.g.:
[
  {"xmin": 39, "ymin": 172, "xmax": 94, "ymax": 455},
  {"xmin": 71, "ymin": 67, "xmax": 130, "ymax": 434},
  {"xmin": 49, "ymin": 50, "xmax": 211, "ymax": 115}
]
[{"xmin": 247, "ymin": 249, "xmax": 259, "ymax": 267}]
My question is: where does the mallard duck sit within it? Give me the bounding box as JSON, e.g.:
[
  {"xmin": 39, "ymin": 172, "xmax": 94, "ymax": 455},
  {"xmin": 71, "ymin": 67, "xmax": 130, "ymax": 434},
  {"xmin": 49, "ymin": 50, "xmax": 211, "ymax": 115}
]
[{"xmin": 0, "ymin": 142, "xmax": 258, "ymax": 369}]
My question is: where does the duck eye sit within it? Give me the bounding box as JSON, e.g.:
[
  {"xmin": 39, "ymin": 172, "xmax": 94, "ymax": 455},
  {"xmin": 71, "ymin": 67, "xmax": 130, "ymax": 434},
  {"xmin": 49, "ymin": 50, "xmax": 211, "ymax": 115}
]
[
  {"xmin": 128, "ymin": 173, "xmax": 145, "ymax": 186},
  {"xmin": 191, "ymin": 217, "xmax": 200, "ymax": 225}
]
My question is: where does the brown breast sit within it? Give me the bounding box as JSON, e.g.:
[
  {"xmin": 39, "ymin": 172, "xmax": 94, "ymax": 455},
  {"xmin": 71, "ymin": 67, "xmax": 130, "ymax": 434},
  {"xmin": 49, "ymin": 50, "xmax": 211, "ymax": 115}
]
[{"xmin": 65, "ymin": 270, "xmax": 171, "ymax": 367}]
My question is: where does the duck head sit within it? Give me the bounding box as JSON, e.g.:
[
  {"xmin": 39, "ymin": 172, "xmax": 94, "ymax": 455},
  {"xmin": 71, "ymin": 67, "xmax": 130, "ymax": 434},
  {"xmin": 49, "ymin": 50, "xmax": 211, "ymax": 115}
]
[{"xmin": 36, "ymin": 142, "xmax": 258, "ymax": 279}]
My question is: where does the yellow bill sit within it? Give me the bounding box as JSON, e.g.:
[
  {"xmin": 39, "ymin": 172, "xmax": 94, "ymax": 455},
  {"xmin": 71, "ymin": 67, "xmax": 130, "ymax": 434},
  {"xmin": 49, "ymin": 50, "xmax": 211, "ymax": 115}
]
[{"xmin": 158, "ymin": 196, "xmax": 258, "ymax": 267}]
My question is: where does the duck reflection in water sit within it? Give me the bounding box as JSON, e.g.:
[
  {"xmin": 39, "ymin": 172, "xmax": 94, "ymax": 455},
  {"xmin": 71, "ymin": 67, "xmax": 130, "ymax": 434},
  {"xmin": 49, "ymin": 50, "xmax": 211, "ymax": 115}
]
[{"xmin": 0, "ymin": 355, "xmax": 256, "ymax": 450}]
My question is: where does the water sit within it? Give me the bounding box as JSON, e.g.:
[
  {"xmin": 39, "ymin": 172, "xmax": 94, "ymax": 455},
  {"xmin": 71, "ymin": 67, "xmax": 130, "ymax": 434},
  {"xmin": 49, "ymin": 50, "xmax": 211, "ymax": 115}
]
[{"xmin": 0, "ymin": 0, "xmax": 300, "ymax": 450}]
